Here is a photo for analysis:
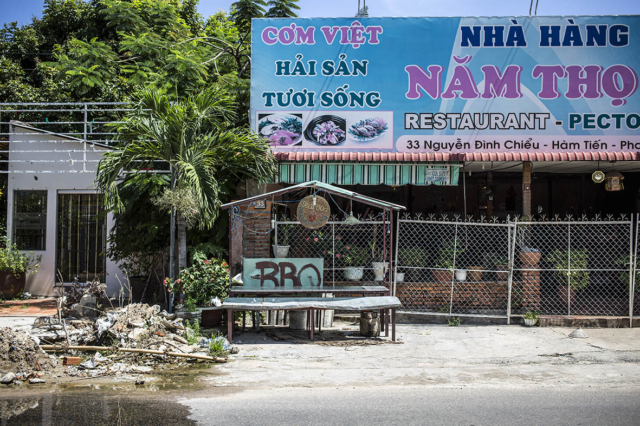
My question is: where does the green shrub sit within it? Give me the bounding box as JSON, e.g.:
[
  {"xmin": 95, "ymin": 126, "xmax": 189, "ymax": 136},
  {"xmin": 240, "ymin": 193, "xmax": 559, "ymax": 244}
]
[
  {"xmin": 184, "ymin": 319, "xmax": 201, "ymax": 345},
  {"xmin": 342, "ymin": 246, "xmax": 369, "ymax": 267},
  {"xmin": 435, "ymin": 239, "xmax": 465, "ymax": 271},
  {"xmin": 0, "ymin": 235, "xmax": 41, "ymax": 278},
  {"xmin": 546, "ymin": 249, "xmax": 590, "ymax": 291},
  {"xmin": 165, "ymin": 257, "xmax": 231, "ymax": 306},
  {"xmin": 399, "ymin": 247, "xmax": 428, "ymax": 268}
]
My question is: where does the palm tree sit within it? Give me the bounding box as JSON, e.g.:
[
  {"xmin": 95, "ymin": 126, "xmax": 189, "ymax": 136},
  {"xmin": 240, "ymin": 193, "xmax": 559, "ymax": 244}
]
[
  {"xmin": 231, "ymin": 0, "xmax": 267, "ymax": 34},
  {"xmin": 96, "ymin": 87, "xmax": 277, "ymax": 271},
  {"xmin": 265, "ymin": 0, "xmax": 300, "ymax": 18}
]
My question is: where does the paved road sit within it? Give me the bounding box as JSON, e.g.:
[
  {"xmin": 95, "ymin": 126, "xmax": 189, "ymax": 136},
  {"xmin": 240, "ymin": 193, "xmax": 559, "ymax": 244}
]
[{"xmin": 183, "ymin": 386, "xmax": 640, "ymax": 425}]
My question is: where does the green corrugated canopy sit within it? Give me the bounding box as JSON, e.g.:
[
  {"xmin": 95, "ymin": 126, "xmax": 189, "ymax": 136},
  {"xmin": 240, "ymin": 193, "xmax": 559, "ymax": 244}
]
[{"xmin": 278, "ymin": 162, "xmax": 460, "ymax": 186}]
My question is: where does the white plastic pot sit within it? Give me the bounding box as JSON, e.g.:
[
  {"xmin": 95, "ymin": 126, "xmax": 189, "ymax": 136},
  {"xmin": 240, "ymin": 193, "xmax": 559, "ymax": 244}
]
[
  {"xmin": 455, "ymin": 269, "xmax": 467, "ymax": 282},
  {"xmin": 272, "ymin": 244, "xmax": 290, "ymax": 258},
  {"xmin": 524, "ymin": 318, "xmax": 537, "ymax": 327},
  {"xmin": 395, "ymin": 272, "xmax": 405, "ymax": 283},
  {"xmin": 344, "ymin": 267, "xmax": 364, "ymax": 281},
  {"xmin": 371, "ymin": 262, "xmax": 389, "ymax": 281}
]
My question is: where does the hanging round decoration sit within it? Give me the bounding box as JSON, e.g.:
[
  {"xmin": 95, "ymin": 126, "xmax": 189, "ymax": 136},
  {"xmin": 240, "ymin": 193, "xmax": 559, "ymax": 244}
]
[
  {"xmin": 592, "ymin": 170, "xmax": 605, "ymax": 183},
  {"xmin": 297, "ymin": 195, "xmax": 330, "ymax": 229}
]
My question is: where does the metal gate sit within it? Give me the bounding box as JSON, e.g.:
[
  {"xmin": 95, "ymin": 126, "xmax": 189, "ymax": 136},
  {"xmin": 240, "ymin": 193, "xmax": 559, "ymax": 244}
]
[
  {"xmin": 394, "ymin": 216, "xmax": 514, "ymax": 318},
  {"xmin": 395, "ymin": 214, "xmax": 637, "ymax": 323}
]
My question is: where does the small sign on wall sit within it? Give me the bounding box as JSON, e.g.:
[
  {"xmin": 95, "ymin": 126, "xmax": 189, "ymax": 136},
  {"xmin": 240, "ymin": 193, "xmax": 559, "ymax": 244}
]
[
  {"xmin": 297, "ymin": 195, "xmax": 330, "ymax": 229},
  {"xmin": 242, "ymin": 258, "xmax": 324, "ymax": 288}
]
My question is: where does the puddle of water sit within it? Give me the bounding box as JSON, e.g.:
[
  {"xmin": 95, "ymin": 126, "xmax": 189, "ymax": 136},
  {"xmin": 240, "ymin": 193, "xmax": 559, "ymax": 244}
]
[
  {"xmin": 0, "ymin": 393, "xmax": 195, "ymax": 425},
  {"xmin": 0, "ymin": 364, "xmax": 223, "ymax": 424}
]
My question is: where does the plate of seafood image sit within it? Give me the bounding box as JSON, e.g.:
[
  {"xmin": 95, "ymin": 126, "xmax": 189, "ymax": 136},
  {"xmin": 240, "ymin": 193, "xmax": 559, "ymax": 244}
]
[
  {"xmin": 347, "ymin": 117, "xmax": 388, "ymax": 142},
  {"xmin": 304, "ymin": 115, "xmax": 347, "ymax": 146},
  {"xmin": 258, "ymin": 114, "xmax": 303, "ymax": 146}
]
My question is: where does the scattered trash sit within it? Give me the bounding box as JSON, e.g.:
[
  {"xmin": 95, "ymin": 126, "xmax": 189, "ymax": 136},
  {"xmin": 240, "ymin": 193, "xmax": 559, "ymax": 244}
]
[
  {"xmin": 569, "ymin": 328, "xmax": 589, "ymax": 338},
  {"xmin": 0, "ymin": 328, "xmax": 61, "ymax": 377},
  {"xmin": 1, "ymin": 372, "xmax": 16, "ymax": 385},
  {"xmin": 63, "ymin": 357, "xmax": 81, "ymax": 366},
  {"xmin": 16, "ymin": 301, "xmax": 236, "ymax": 382},
  {"xmin": 28, "ymin": 378, "xmax": 45, "ymax": 384}
]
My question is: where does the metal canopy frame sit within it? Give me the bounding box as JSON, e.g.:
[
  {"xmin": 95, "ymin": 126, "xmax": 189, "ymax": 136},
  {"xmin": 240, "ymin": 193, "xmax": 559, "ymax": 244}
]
[{"xmin": 221, "ymin": 180, "xmax": 406, "ymax": 211}]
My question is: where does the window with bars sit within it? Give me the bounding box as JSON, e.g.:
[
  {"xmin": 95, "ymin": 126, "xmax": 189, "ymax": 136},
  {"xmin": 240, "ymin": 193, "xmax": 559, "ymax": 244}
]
[
  {"xmin": 13, "ymin": 190, "xmax": 47, "ymax": 250},
  {"xmin": 56, "ymin": 193, "xmax": 106, "ymax": 283}
]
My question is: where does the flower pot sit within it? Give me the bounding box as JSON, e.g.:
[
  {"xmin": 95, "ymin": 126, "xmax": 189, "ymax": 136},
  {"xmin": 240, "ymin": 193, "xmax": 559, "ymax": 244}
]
[
  {"xmin": 432, "ymin": 270, "xmax": 454, "ymax": 283},
  {"xmin": 495, "ymin": 265, "xmax": 509, "ymax": 281},
  {"xmin": 176, "ymin": 309, "xmax": 202, "ymax": 323},
  {"xmin": 395, "ymin": 272, "xmax": 405, "ymax": 283},
  {"xmin": 558, "ymin": 285, "xmax": 577, "ymax": 307},
  {"xmin": 344, "ymin": 267, "xmax": 364, "ymax": 281},
  {"xmin": 467, "ymin": 266, "xmax": 484, "ymax": 282},
  {"xmin": 199, "ymin": 308, "xmax": 223, "ymax": 327},
  {"xmin": 455, "ymin": 269, "xmax": 467, "ymax": 282},
  {"xmin": 523, "ymin": 318, "xmax": 537, "ymax": 327},
  {"xmin": 272, "ymin": 245, "xmax": 290, "ymax": 258},
  {"xmin": 371, "ymin": 262, "xmax": 389, "ymax": 281},
  {"xmin": 0, "ymin": 271, "xmax": 25, "ymax": 298},
  {"xmin": 520, "ymin": 251, "xmax": 541, "ymax": 266}
]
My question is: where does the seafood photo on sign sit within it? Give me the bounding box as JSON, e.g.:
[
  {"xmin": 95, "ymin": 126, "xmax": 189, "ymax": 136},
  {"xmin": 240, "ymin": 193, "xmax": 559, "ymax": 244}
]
[
  {"xmin": 258, "ymin": 113, "xmax": 303, "ymax": 146},
  {"xmin": 304, "ymin": 115, "xmax": 347, "ymax": 146},
  {"xmin": 348, "ymin": 117, "xmax": 388, "ymax": 142}
]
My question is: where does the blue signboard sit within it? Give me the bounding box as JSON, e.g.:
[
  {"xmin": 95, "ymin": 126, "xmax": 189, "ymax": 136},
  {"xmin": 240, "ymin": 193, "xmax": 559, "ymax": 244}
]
[
  {"xmin": 251, "ymin": 16, "xmax": 640, "ymax": 156},
  {"xmin": 242, "ymin": 258, "xmax": 324, "ymax": 288}
]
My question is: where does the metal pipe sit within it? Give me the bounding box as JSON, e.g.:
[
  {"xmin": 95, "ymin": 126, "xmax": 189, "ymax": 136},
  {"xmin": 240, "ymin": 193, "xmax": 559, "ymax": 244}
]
[
  {"xmin": 506, "ymin": 218, "xmax": 518, "ymax": 325},
  {"xmin": 630, "ymin": 214, "xmax": 637, "ymax": 327},
  {"xmin": 463, "ymin": 164, "xmax": 467, "ymax": 220},
  {"xmin": 168, "ymin": 165, "xmax": 176, "ymax": 313}
]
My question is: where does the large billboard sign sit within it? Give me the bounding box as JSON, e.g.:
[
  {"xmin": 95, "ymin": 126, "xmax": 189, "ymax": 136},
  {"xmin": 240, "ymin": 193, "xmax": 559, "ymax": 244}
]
[{"xmin": 251, "ymin": 16, "xmax": 640, "ymax": 156}]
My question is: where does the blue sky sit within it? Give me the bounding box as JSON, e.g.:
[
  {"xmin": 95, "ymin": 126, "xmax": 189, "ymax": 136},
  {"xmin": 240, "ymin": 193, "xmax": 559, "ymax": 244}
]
[{"xmin": 3, "ymin": 0, "xmax": 640, "ymax": 26}]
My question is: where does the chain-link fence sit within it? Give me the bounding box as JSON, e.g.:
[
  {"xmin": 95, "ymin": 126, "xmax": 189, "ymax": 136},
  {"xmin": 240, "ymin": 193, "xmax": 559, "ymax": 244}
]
[
  {"xmin": 395, "ymin": 217, "xmax": 513, "ymax": 317},
  {"xmin": 395, "ymin": 214, "xmax": 637, "ymax": 322},
  {"xmin": 275, "ymin": 218, "xmax": 393, "ymax": 287},
  {"xmin": 511, "ymin": 219, "xmax": 634, "ymax": 317}
]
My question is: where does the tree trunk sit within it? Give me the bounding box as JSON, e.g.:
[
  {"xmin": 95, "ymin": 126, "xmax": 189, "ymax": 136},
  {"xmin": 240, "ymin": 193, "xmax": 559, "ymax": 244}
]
[{"xmin": 177, "ymin": 211, "xmax": 188, "ymax": 271}]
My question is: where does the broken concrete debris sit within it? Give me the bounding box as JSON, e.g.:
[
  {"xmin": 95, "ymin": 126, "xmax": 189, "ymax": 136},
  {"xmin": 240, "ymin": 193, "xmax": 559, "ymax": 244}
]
[{"xmin": 1, "ymin": 303, "xmax": 235, "ymax": 383}]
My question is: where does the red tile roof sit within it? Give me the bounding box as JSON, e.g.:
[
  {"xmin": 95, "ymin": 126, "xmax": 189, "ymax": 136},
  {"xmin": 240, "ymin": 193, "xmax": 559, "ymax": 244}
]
[{"xmin": 275, "ymin": 151, "xmax": 640, "ymax": 162}]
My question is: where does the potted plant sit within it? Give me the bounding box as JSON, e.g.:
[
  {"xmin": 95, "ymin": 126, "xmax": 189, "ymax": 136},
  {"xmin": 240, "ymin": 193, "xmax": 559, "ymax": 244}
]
[
  {"xmin": 370, "ymin": 240, "xmax": 388, "ymax": 281},
  {"xmin": 165, "ymin": 256, "xmax": 231, "ymax": 326},
  {"xmin": 523, "ymin": 310, "xmax": 539, "ymax": 326},
  {"xmin": 342, "ymin": 246, "xmax": 369, "ymax": 281},
  {"xmin": 0, "ymin": 236, "xmax": 41, "ymax": 298},
  {"xmin": 273, "ymin": 221, "xmax": 294, "ymax": 258},
  {"xmin": 175, "ymin": 298, "xmax": 201, "ymax": 322},
  {"xmin": 494, "ymin": 257, "xmax": 510, "ymax": 281},
  {"xmin": 615, "ymin": 255, "xmax": 640, "ymax": 300},
  {"xmin": 398, "ymin": 247, "xmax": 428, "ymax": 282},
  {"xmin": 520, "ymin": 247, "xmax": 541, "ymax": 266},
  {"xmin": 546, "ymin": 249, "xmax": 590, "ymax": 306},
  {"xmin": 455, "ymin": 269, "xmax": 467, "ymax": 282},
  {"xmin": 433, "ymin": 239, "xmax": 464, "ymax": 283}
]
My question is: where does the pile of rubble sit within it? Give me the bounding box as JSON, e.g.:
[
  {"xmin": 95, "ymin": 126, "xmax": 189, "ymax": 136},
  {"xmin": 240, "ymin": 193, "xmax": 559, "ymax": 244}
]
[
  {"xmin": 1, "ymin": 303, "xmax": 232, "ymax": 384},
  {"xmin": 0, "ymin": 328, "xmax": 63, "ymax": 385}
]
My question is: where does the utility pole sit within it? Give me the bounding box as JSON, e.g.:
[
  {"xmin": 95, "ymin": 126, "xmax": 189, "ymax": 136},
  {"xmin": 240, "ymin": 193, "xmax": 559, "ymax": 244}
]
[{"xmin": 356, "ymin": 0, "xmax": 368, "ymax": 17}]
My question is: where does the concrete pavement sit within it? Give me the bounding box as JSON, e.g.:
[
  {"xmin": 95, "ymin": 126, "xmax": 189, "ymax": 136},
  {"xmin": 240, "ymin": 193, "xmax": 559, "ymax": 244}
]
[
  {"xmin": 200, "ymin": 323, "xmax": 640, "ymax": 389},
  {"xmin": 184, "ymin": 386, "xmax": 640, "ymax": 426},
  {"xmin": 180, "ymin": 322, "xmax": 640, "ymax": 424}
]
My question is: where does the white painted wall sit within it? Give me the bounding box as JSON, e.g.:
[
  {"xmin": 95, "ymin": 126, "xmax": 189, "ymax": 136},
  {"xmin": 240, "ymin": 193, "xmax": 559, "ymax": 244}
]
[{"xmin": 7, "ymin": 123, "xmax": 126, "ymax": 297}]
